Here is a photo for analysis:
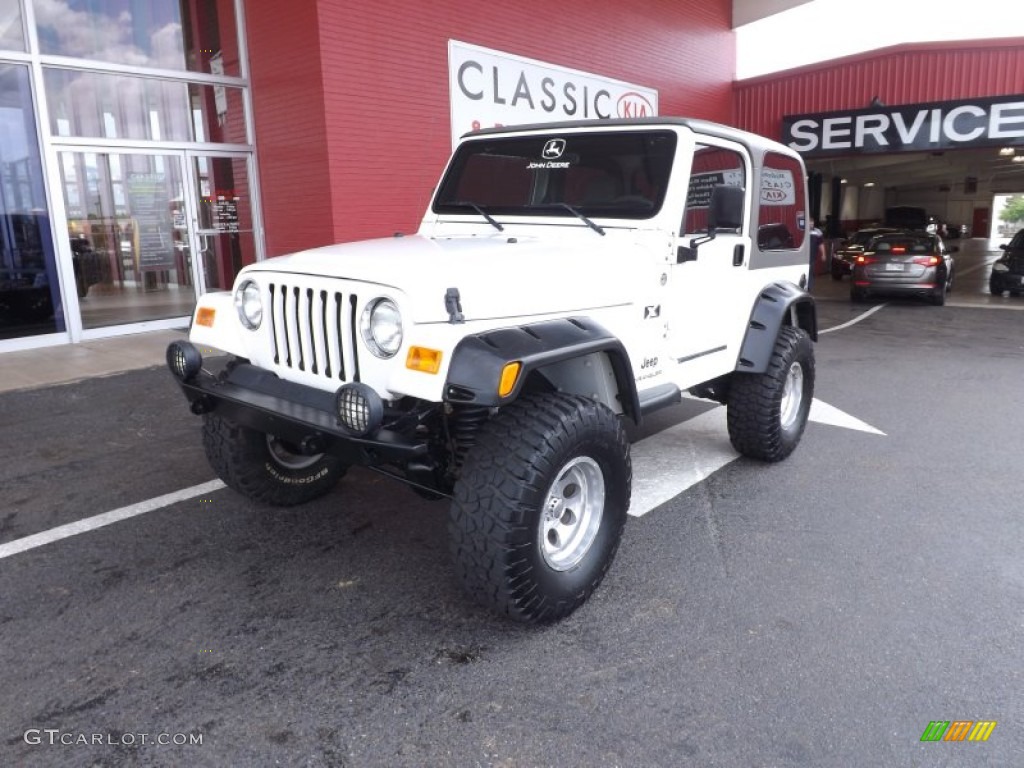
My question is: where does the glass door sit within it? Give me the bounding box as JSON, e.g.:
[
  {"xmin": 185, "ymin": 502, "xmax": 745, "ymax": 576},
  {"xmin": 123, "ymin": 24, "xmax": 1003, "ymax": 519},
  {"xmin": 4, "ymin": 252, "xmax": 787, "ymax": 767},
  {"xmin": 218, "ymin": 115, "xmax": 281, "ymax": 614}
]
[
  {"xmin": 186, "ymin": 152, "xmax": 258, "ymax": 293},
  {"xmin": 58, "ymin": 150, "xmax": 198, "ymax": 330},
  {"xmin": 57, "ymin": 149, "xmax": 258, "ymax": 330}
]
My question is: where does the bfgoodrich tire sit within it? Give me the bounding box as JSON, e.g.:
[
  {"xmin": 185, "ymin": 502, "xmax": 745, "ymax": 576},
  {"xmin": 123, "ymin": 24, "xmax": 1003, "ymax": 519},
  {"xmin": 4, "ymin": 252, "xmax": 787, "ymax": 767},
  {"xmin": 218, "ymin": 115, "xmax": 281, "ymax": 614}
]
[
  {"xmin": 727, "ymin": 326, "xmax": 815, "ymax": 462},
  {"xmin": 202, "ymin": 414, "xmax": 346, "ymax": 506},
  {"xmin": 449, "ymin": 393, "xmax": 631, "ymax": 624}
]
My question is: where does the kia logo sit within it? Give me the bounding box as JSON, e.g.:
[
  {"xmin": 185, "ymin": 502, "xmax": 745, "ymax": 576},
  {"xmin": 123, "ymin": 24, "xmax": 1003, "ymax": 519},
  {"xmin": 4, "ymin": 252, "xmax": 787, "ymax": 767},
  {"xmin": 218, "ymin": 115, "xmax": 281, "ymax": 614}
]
[
  {"xmin": 542, "ymin": 139, "xmax": 566, "ymax": 159},
  {"xmin": 617, "ymin": 92, "xmax": 654, "ymax": 119}
]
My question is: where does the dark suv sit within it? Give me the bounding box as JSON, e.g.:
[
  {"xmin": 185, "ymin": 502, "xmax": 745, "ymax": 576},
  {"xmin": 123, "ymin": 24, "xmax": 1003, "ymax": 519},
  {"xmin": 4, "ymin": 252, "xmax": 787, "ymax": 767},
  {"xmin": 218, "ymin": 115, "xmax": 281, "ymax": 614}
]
[{"xmin": 990, "ymin": 229, "xmax": 1024, "ymax": 297}]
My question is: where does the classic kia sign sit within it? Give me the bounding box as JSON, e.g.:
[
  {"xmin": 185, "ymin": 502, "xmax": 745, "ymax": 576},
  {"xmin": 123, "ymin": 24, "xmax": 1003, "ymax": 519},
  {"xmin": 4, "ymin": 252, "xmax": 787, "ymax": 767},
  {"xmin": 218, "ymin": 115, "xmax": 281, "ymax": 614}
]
[
  {"xmin": 783, "ymin": 94, "xmax": 1024, "ymax": 156},
  {"xmin": 448, "ymin": 40, "xmax": 658, "ymax": 148}
]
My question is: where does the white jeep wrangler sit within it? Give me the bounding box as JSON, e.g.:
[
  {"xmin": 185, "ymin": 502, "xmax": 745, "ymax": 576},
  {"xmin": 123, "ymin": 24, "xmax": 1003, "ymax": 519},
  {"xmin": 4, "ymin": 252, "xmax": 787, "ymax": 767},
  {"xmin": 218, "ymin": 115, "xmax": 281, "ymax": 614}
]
[{"xmin": 167, "ymin": 117, "xmax": 817, "ymax": 623}]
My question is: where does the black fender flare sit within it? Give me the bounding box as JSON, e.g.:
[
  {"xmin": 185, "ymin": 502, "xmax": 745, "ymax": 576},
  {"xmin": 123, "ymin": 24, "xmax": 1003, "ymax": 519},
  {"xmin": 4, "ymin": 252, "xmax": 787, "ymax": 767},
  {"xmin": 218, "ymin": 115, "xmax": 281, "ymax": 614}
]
[
  {"xmin": 736, "ymin": 282, "xmax": 817, "ymax": 373},
  {"xmin": 443, "ymin": 317, "xmax": 641, "ymax": 423}
]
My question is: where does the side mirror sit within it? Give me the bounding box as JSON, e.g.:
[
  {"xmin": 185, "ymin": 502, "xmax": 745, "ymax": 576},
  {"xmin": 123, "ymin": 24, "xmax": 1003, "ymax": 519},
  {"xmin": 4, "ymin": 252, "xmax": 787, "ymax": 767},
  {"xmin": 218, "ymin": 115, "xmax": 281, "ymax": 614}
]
[
  {"xmin": 1000, "ymin": 243, "xmax": 1008, "ymax": 251},
  {"xmin": 678, "ymin": 185, "xmax": 745, "ymax": 263},
  {"xmin": 708, "ymin": 185, "xmax": 744, "ymax": 231}
]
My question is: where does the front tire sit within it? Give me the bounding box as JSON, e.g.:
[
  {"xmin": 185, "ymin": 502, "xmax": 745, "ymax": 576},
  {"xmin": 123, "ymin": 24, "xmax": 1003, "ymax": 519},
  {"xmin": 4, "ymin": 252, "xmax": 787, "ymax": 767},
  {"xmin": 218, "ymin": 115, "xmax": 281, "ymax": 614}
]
[
  {"xmin": 202, "ymin": 414, "xmax": 347, "ymax": 506},
  {"xmin": 727, "ymin": 326, "xmax": 814, "ymax": 462},
  {"xmin": 449, "ymin": 393, "xmax": 631, "ymax": 624}
]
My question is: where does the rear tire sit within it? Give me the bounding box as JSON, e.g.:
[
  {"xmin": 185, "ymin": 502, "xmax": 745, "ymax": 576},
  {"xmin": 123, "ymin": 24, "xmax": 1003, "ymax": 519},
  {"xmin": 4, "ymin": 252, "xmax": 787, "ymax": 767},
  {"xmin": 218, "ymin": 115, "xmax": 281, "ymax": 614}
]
[
  {"xmin": 727, "ymin": 326, "xmax": 814, "ymax": 462},
  {"xmin": 449, "ymin": 393, "xmax": 630, "ymax": 624},
  {"xmin": 990, "ymin": 280, "xmax": 1003, "ymax": 296},
  {"xmin": 930, "ymin": 284, "xmax": 946, "ymax": 305},
  {"xmin": 850, "ymin": 287, "xmax": 867, "ymax": 303},
  {"xmin": 202, "ymin": 414, "xmax": 346, "ymax": 506}
]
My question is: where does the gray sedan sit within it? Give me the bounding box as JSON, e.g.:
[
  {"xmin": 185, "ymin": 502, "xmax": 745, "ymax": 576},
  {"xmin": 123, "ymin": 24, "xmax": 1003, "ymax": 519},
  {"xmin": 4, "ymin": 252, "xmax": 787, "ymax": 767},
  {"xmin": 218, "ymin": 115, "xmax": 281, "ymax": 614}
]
[{"xmin": 850, "ymin": 233, "xmax": 956, "ymax": 305}]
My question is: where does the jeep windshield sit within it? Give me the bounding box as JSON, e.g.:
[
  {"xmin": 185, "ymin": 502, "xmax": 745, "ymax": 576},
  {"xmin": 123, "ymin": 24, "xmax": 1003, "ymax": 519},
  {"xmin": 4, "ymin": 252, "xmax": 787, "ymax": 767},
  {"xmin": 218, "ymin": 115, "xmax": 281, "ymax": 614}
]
[{"xmin": 433, "ymin": 130, "xmax": 676, "ymax": 221}]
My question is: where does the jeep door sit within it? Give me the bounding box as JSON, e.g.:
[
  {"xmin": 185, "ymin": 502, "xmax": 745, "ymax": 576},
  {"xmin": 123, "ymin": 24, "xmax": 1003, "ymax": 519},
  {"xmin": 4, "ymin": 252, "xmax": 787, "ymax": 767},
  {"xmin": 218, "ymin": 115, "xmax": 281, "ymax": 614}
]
[{"xmin": 668, "ymin": 140, "xmax": 752, "ymax": 387}]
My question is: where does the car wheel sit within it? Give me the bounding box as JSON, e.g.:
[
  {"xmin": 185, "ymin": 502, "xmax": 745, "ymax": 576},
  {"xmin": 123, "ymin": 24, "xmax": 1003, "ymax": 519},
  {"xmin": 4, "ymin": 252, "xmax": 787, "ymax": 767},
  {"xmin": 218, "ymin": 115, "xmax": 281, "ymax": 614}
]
[
  {"xmin": 850, "ymin": 287, "xmax": 867, "ymax": 303},
  {"xmin": 449, "ymin": 393, "xmax": 630, "ymax": 624},
  {"xmin": 726, "ymin": 326, "xmax": 815, "ymax": 463},
  {"xmin": 989, "ymin": 281, "xmax": 1003, "ymax": 296},
  {"xmin": 1011, "ymin": 290, "xmax": 1021, "ymax": 298},
  {"xmin": 202, "ymin": 414, "xmax": 347, "ymax": 506},
  {"xmin": 831, "ymin": 268, "xmax": 843, "ymax": 281},
  {"xmin": 930, "ymin": 284, "xmax": 946, "ymax": 305},
  {"xmin": 946, "ymin": 269, "xmax": 954, "ymax": 293}
]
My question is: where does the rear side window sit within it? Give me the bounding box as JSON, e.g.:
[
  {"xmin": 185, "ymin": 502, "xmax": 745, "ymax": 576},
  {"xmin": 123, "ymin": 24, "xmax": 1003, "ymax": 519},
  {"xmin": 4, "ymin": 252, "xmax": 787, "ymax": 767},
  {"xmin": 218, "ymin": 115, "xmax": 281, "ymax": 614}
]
[{"xmin": 757, "ymin": 151, "xmax": 806, "ymax": 251}]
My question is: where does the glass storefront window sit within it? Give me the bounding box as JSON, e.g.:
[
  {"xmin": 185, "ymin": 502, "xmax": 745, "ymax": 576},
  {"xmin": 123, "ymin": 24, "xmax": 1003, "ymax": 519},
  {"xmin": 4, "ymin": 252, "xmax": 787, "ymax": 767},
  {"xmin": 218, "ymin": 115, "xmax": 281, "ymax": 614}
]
[
  {"xmin": 0, "ymin": 0, "xmax": 25, "ymax": 51},
  {"xmin": 34, "ymin": 0, "xmax": 240, "ymax": 76},
  {"xmin": 0, "ymin": 63, "xmax": 64, "ymax": 339},
  {"xmin": 44, "ymin": 68, "xmax": 247, "ymax": 144}
]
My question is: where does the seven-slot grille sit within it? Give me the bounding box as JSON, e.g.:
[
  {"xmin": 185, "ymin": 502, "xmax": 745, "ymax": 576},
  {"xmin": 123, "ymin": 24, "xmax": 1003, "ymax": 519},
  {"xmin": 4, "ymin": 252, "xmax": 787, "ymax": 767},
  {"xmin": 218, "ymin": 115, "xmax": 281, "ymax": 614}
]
[{"xmin": 267, "ymin": 281, "xmax": 360, "ymax": 382}]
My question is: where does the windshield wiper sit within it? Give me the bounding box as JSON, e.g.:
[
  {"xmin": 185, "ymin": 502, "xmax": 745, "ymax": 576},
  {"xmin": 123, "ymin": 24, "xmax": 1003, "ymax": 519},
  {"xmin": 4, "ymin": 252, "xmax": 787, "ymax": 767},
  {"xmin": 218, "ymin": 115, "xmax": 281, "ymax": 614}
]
[
  {"xmin": 450, "ymin": 200, "xmax": 503, "ymax": 231},
  {"xmin": 532, "ymin": 202, "xmax": 602, "ymax": 236}
]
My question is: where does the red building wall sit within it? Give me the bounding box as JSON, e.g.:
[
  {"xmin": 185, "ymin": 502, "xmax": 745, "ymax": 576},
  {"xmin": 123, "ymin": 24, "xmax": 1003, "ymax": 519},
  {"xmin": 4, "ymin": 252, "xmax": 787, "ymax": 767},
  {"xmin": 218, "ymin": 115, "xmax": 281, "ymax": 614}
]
[
  {"xmin": 246, "ymin": 0, "xmax": 735, "ymax": 256},
  {"xmin": 734, "ymin": 38, "xmax": 1024, "ymax": 142},
  {"xmin": 244, "ymin": 1, "xmax": 335, "ymax": 256}
]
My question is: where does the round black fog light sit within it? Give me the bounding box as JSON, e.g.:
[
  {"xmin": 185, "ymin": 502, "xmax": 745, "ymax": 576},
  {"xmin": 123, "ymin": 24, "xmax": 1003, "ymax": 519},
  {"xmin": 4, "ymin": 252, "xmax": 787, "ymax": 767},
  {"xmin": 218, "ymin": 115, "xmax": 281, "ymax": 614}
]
[
  {"xmin": 335, "ymin": 383, "xmax": 383, "ymax": 436},
  {"xmin": 167, "ymin": 341, "xmax": 203, "ymax": 381}
]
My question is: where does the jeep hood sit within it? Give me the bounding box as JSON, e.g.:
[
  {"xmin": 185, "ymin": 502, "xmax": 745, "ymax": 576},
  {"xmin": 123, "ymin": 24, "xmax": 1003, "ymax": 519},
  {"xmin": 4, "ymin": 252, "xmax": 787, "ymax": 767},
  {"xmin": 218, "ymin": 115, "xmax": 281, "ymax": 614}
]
[{"xmin": 243, "ymin": 234, "xmax": 644, "ymax": 322}]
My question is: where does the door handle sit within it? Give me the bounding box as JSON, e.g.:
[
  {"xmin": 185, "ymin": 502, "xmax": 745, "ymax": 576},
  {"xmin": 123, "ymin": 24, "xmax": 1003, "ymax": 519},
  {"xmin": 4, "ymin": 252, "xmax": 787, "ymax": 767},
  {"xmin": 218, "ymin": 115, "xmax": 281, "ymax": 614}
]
[{"xmin": 732, "ymin": 244, "xmax": 745, "ymax": 266}]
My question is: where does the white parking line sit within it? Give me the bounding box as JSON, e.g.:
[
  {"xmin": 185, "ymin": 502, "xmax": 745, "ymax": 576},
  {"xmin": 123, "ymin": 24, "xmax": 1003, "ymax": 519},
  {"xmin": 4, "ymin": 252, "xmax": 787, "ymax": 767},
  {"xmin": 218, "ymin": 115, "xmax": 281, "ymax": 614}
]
[
  {"xmin": 629, "ymin": 397, "xmax": 885, "ymax": 516},
  {"xmin": 0, "ymin": 480, "xmax": 225, "ymax": 561},
  {"xmin": 819, "ymin": 303, "xmax": 888, "ymax": 334}
]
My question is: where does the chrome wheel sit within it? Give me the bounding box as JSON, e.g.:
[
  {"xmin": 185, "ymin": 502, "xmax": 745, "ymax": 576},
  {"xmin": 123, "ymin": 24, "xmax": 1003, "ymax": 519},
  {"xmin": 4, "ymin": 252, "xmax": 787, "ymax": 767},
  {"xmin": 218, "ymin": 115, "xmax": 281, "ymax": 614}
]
[
  {"xmin": 539, "ymin": 456, "xmax": 605, "ymax": 571},
  {"xmin": 265, "ymin": 435, "xmax": 321, "ymax": 470},
  {"xmin": 779, "ymin": 361, "xmax": 804, "ymax": 431}
]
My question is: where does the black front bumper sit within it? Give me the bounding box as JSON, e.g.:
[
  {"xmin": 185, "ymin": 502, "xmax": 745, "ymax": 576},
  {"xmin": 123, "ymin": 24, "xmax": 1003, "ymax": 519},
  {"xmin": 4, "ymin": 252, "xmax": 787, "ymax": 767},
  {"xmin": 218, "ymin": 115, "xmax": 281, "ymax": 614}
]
[{"xmin": 171, "ymin": 357, "xmax": 428, "ymax": 466}]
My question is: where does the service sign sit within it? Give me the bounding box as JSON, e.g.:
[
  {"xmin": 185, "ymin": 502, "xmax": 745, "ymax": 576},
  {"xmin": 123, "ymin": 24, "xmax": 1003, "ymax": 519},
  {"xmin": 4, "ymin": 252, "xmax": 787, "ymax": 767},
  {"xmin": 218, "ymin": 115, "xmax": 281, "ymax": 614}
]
[
  {"xmin": 448, "ymin": 40, "xmax": 659, "ymax": 148},
  {"xmin": 783, "ymin": 94, "xmax": 1024, "ymax": 157}
]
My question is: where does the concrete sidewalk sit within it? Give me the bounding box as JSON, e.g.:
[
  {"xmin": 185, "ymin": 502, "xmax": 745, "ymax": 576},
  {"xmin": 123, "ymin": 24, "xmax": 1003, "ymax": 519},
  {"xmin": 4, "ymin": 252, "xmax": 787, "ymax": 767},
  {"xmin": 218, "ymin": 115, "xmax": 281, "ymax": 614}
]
[{"xmin": 0, "ymin": 329, "xmax": 188, "ymax": 395}]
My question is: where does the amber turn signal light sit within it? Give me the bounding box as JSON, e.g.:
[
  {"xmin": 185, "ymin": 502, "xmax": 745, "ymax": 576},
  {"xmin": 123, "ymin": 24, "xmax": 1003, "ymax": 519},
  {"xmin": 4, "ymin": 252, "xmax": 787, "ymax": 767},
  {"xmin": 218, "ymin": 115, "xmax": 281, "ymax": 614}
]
[
  {"xmin": 406, "ymin": 346, "xmax": 443, "ymax": 374},
  {"xmin": 498, "ymin": 362, "xmax": 522, "ymax": 397}
]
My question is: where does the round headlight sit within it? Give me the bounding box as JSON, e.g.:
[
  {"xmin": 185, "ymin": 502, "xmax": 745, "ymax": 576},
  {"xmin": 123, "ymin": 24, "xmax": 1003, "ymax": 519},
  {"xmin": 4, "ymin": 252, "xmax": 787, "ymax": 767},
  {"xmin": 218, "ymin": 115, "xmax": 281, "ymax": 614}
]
[
  {"xmin": 993, "ymin": 262, "xmax": 1009, "ymax": 272},
  {"xmin": 360, "ymin": 298, "xmax": 403, "ymax": 358},
  {"xmin": 234, "ymin": 279, "xmax": 262, "ymax": 330}
]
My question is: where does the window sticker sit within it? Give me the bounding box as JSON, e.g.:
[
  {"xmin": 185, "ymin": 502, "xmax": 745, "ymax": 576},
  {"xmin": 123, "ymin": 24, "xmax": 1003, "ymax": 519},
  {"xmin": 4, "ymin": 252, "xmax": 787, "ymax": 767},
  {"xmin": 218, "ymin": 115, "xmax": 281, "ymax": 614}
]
[
  {"xmin": 760, "ymin": 168, "xmax": 795, "ymax": 205},
  {"xmin": 686, "ymin": 170, "xmax": 744, "ymax": 209}
]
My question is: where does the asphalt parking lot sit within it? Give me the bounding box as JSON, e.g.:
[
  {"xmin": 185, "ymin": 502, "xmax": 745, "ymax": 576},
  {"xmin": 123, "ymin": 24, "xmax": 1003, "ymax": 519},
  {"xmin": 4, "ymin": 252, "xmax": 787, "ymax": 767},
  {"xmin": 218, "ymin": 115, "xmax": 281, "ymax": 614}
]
[{"xmin": 1, "ymin": 245, "xmax": 1023, "ymax": 767}]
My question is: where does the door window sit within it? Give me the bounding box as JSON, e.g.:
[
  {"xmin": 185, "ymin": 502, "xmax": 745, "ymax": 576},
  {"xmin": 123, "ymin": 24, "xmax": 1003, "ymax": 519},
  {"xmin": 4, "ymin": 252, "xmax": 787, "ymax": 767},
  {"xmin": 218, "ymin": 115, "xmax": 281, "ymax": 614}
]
[{"xmin": 682, "ymin": 144, "xmax": 746, "ymax": 235}]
